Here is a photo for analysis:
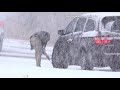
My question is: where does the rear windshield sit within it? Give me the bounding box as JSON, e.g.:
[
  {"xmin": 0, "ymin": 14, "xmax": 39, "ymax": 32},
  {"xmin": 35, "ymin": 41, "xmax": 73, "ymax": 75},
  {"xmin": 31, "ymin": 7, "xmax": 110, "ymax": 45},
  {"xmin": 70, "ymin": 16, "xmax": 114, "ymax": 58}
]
[{"xmin": 102, "ymin": 16, "xmax": 120, "ymax": 32}]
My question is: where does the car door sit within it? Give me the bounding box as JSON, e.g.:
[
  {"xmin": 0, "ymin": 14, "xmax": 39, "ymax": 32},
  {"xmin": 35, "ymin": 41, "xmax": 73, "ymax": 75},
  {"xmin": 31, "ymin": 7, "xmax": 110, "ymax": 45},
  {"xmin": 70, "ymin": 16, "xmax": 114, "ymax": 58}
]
[
  {"xmin": 59, "ymin": 17, "xmax": 79, "ymax": 45},
  {"xmin": 68, "ymin": 17, "xmax": 87, "ymax": 65},
  {"xmin": 52, "ymin": 17, "xmax": 79, "ymax": 64},
  {"xmin": 52, "ymin": 17, "xmax": 87, "ymax": 67},
  {"xmin": 80, "ymin": 18, "xmax": 96, "ymax": 50},
  {"xmin": 65, "ymin": 17, "xmax": 87, "ymax": 44},
  {"xmin": 80, "ymin": 18, "xmax": 100, "ymax": 66}
]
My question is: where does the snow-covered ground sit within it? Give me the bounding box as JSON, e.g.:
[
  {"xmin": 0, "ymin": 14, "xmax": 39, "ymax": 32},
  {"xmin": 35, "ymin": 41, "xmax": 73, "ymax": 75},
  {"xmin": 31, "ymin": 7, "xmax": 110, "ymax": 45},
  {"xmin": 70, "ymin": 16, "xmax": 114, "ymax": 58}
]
[{"xmin": 0, "ymin": 39, "xmax": 120, "ymax": 78}]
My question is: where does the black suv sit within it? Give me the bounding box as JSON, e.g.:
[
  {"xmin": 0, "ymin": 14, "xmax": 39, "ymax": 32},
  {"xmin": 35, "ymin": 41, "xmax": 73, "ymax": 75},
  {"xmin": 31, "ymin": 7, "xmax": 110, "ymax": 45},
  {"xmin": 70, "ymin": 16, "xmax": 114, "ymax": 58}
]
[{"xmin": 52, "ymin": 12, "xmax": 120, "ymax": 71}]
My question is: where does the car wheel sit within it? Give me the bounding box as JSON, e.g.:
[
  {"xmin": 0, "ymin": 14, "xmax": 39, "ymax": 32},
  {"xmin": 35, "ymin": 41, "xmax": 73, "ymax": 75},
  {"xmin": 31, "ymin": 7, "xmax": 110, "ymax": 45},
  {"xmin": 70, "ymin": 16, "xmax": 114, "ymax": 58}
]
[
  {"xmin": 80, "ymin": 47, "xmax": 93, "ymax": 70},
  {"xmin": 52, "ymin": 59, "xmax": 69, "ymax": 69},
  {"xmin": 52, "ymin": 40, "xmax": 69, "ymax": 69},
  {"xmin": 109, "ymin": 55, "xmax": 120, "ymax": 71}
]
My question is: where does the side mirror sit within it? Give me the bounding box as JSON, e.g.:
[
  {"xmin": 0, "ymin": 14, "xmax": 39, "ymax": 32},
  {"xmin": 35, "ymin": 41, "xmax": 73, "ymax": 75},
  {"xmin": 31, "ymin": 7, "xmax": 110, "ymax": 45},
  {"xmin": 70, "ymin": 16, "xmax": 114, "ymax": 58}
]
[{"xmin": 58, "ymin": 30, "xmax": 65, "ymax": 35}]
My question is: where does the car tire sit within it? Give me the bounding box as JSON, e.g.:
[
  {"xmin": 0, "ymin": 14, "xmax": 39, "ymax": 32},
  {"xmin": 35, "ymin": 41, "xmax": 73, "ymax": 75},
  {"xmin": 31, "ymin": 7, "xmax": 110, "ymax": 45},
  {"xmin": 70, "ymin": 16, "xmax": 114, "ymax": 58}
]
[
  {"xmin": 109, "ymin": 55, "xmax": 120, "ymax": 71},
  {"xmin": 52, "ymin": 59, "xmax": 69, "ymax": 69},
  {"xmin": 52, "ymin": 40, "xmax": 69, "ymax": 69},
  {"xmin": 80, "ymin": 47, "xmax": 94, "ymax": 70}
]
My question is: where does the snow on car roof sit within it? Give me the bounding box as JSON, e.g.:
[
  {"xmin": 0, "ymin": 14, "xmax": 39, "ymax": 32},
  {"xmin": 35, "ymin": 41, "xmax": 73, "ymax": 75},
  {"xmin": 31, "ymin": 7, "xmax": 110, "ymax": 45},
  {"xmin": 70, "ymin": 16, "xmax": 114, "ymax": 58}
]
[{"xmin": 82, "ymin": 12, "xmax": 120, "ymax": 18}]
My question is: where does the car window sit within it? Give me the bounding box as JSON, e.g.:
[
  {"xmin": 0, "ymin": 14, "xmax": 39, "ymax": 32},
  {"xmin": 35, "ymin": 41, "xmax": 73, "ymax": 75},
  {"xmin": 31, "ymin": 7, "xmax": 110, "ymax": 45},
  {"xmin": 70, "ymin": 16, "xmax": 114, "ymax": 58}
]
[
  {"xmin": 102, "ymin": 16, "xmax": 120, "ymax": 33},
  {"xmin": 74, "ymin": 17, "xmax": 87, "ymax": 32},
  {"xmin": 84, "ymin": 19, "xmax": 95, "ymax": 32},
  {"xmin": 65, "ymin": 17, "xmax": 79, "ymax": 34}
]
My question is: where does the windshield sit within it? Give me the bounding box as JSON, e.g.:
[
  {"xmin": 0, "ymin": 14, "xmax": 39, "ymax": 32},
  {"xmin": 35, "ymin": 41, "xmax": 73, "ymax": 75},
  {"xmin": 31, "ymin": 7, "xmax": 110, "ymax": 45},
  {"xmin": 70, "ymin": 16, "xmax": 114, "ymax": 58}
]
[{"xmin": 102, "ymin": 16, "xmax": 120, "ymax": 32}]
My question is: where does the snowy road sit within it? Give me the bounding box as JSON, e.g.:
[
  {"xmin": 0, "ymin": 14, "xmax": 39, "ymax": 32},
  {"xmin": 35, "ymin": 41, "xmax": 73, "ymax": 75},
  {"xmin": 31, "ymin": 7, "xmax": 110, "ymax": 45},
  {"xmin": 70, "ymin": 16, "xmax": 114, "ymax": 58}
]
[
  {"xmin": 0, "ymin": 39, "xmax": 120, "ymax": 78},
  {"xmin": 1, "ymin": 39, "xmax": 52, "ymax": 59}
]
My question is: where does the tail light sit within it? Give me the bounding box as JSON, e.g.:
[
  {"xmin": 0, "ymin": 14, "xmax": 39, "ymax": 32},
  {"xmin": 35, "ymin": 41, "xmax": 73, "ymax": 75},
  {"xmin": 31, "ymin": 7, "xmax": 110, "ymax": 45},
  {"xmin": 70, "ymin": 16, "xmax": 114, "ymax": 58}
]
[{"xmin": 94, "ymin": 37, "xmax": 111, "ymax": 44}]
